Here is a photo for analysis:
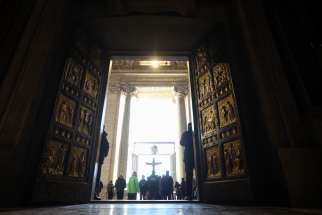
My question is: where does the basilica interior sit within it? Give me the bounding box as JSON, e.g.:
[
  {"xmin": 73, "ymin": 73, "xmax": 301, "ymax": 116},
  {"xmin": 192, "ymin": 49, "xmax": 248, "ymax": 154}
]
[{"xmin": 0, "ymin": 0, "xmax": 322, "ymax": 214}]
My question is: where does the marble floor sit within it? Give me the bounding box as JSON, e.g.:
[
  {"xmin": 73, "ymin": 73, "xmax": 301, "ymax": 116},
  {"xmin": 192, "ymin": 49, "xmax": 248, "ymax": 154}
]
[{"xmin": 1, "ymin": 203, "xmax": 322, "ymax": 215}]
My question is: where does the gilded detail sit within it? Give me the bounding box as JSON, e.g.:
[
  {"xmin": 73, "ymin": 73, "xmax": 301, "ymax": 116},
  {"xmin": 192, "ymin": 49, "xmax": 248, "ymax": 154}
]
[
  {"xmin": 198, "ymin": 69, "xmax": 213, "ymax": 99},
  {"xmin": 83, "ymin": 72, "xmax": 98, "ymax": 98},
  {"xmin": 78, "ymin": 105, "xmax": 93, "ymax": 135},
  {"xmin": 55, "ymin": 95, "xmax": 76, "ymax": 128},
  {"xmin": 212, "ymin": 63, "xmax": 229, "ymax": 88},
  {"xmin": 41, "ymin": 141, "xmax": 68, "ymax": 176},
  {"xmin": 218, "ymin": 94, "xmax": 236, "ymax": 128},
  {"xmin": 64, "ymin": 58, "xmax": 83, "ymax": 87},
  {"xmin": 201, "ymin": 106, "xmax": 216, "ymax": 136},
  {"xmin": 196, "ymin": 47, "xmax": 207, "ymax": 68},
  {"xmin": 224, "ymin": 140, "xmax": 245, "ymax": 176},
  {"xmin": 67, "ymin": 147, "xmax": 87, "ymax": 177},
  {"xmin": 206, "ymin": 146, "xmax": 221, "ymax": 177}
]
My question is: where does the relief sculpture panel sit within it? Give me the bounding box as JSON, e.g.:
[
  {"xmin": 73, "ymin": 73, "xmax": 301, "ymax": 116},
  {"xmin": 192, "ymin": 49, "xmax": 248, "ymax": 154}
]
[
  {"xmin": 78, "ymin": 105, "xmax": 94, "ymax": 136},
  {"xmin": 224, "ymin": 140, "xmax": 245, "ymax": 176},
  {"xmin": 198, "ymin": 68, "xmax": 213, "ymax": 99},
  {"xmin": 218, "ymin": 94, "xmax": 236, "ymax": 128},
  {"xmin": 41, "ymin": 141, "xmax": 68, "ymax": 176},
  {"xmin": 67, "ymin": 147, "xmax": 87, "ymax": 177},
  {"xmin": 201, "ymin": 105, "xmax": 216, "ymax": 136},
  {"xmin": 55, "ymin": 95, "xmax": 76, "ymax": 128},
  {"xmin": 206, "ymin": 145, "xmax": 221, "ymax": 177},
  {"xmin": 64, "ymin": 58, "xmax": 83, "ymax": 87},
  {"xmin": 83, "ymin": 72, "xmax": 98, "ymax": 98},
  {"xmin": 212, "ymin": 63, "xmax": 229, "ymax": 88}
]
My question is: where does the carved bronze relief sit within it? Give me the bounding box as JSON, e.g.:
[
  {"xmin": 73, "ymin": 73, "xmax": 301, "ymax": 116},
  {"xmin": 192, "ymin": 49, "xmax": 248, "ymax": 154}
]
[
  {"xmin": 41, "ymin": 141, "xmax": 68, "ymax": 176},
  {"xmin": 64, "ymin": 58, "xmax": 83, "ymax": 87},
  {"xmin": 55, "ymin": 95, "xmax": 76, "ymax": 128},
  {"xmin": 212, "ymin": 63, "xmax": 229, "ymax": 88},
  {"xmin": 83, "ymin": 72, "xmax": 98, "ymax": 98},
  {"xmin": 206, "ymin": 145, "xmax": 221, "ymax": 177},
  {"xmin": 67, "ymin": 147, "xmax": 87, "ymax": 177},
  {"xmin": 201, "ymin": 105, "xmax": 216, "ymax": 136},
  {"xmin": 78, "ymin": 105, "xmax": 93, "ymax": 136},
  {"xmin": 195, "ymin": 47, "xmax": 208, "ymax": 69},
  {"xmin": 198, "ymin": 68, "xmax": 213, "ymax": 100},
  {"xmin": 218, "ymin": 94, "xmax": 236, "ymax": 128},
  {"xmin": 224, "ymin": 140, "xmax": 245, "ymax": 176}
]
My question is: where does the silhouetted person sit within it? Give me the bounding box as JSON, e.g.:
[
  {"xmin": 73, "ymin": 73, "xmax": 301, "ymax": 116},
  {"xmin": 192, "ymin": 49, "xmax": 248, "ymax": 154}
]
[
  {"xmin": 115, "ymin": 175, "xmax": 126, "ymax": 200},
  {"xmin": 107, "ymin": 180, "xmax": 114, "ymax": 200},
  {"xmin": 162, "ymin": 170, "xmax": 174, "ymax": 200},
  {"xmin": 139, "ymin": 175, "xmax": 147, "ymax": 200},
  {"xmin": 175, "ymin": 181, "xmax": 182, "ymax": 200},
  {"xmin": 127, "ymin": 171, "xmax": 139, "ymax": 200},
  {"xmin": 180, "ymin": 123, "xmax": 194, "ymax": 200},
  {"xmin": 180, "ymin": 178, "xmax": 186, "ymax": 199},
  {"xmin": 147, "ymin": 170, "xmax": 160, "ymax": 200},
  {"xmin": 94, "ymin": 127, "xmax": 109, "ymax": 200}
]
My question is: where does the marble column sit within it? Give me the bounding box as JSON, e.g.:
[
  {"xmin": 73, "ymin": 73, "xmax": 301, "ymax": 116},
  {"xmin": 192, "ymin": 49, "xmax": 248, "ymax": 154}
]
[
  {"xmin": 117, "ymin": 85, "xmax": 136, "ymax": 179},
  {"xmin": 174, "ymin": 85, "xmax": 189, "ymax": 182}
]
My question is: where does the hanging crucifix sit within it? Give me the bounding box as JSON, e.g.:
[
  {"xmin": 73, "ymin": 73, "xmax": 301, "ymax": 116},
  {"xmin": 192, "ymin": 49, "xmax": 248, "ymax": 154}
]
[
  {"xmin": 146, "ymin": 145, "xmax": 162, "ymax": 172},
  {"xmin": 146, "ymin": 158, "xmax": 162, "ymax": 172}
]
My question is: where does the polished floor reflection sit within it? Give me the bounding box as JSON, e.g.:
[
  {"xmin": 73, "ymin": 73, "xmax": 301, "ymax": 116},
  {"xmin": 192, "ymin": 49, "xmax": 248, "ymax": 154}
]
[{"xmin": 1, "ymin": 203, "xmax": 321, "ymax": 215}]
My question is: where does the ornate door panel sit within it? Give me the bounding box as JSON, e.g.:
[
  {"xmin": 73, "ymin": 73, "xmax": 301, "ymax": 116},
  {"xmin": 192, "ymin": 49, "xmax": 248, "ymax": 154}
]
[
  {"xmin": 190, "ymin": 37, "xmax": 248, "ymax": 201},
  {"xmin": 32, "ymin": 41, "xmax": 108, "ymax": 203}
]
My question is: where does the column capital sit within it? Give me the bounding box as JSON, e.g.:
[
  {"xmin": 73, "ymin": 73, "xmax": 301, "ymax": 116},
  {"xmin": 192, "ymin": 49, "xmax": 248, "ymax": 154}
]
[
  {"xmin": 174, "ymin": 85, "xmax": 189, "ymax": 97},
  {"xmin": 120, "ymin": 84, "xmax": 136, "ymax": 96}
]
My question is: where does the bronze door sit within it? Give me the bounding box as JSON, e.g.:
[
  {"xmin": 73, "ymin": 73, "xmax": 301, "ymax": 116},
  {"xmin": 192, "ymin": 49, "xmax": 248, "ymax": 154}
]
[
  {"xmin": 32, "ymin": 39, "xmax": 108, "ymax": 203},
  {"xmin": 190, "ymin": 30, "xmax": 248, "ymax": 202}
]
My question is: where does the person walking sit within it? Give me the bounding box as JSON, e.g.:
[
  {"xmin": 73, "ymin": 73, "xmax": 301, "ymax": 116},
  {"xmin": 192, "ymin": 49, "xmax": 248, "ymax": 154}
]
[
  {"xmin": 180, "ymin": 122, "xmax": 194, "ymax": 200},
  {"xmin": 115, "ymin": 175, "xmax": 126, "ymax": 200},
  {"xmin": 127, "ymin": 171, "xmax": 140, "ymax": 200}
]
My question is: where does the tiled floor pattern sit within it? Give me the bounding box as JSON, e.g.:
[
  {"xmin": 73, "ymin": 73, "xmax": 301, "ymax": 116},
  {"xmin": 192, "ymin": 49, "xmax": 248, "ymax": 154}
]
[{"xmin": 1, "ymin": 203, "xmax": 321, "ymax": 215}]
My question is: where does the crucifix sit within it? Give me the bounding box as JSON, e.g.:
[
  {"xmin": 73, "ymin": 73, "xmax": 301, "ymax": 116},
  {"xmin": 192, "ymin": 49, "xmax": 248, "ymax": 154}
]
[{"xmin": 146, "ymin": 158, "xmax": 162, "ymax": 172}]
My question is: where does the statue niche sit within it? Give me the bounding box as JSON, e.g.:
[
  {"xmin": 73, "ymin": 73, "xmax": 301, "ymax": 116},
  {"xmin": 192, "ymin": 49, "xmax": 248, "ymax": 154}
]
[
  {"xmin": 224, "ymin": 140, "xmax": 245, "ymax": 176},
  {"xmin": 218, "ymin": 94, "xmax": 236, "ymax": 128},
  {"xmin": 206, "ymin": 146, "xmax": 221, "ymax": 177},
  {"xmin": 198, "ymin": 68, "xmax": 213, "ymax": 99},
  {"xmin": 201, "ymin": 106, "xmax": 216, "ymax": 136},
  {"xmin": 78, "ymin": 106, "xmax": 93, "ymax": 136},
  {"xmin": 212, "ymin": 63, "xmax": 229, "ymax": 88},
  {"xmin": 55, "ymin": 95, "xmax": 76, "ymax": 128},
  {"xmin": 83, "ymin": 72, "xmax": 98, "ymax": 98},
  {"xmin": 41, "ymin": 141, "xmax": 68, "ymax": 176},
  {"xmin": 67, "ymin": 147, "xmax": 87, "ymax": 177}
]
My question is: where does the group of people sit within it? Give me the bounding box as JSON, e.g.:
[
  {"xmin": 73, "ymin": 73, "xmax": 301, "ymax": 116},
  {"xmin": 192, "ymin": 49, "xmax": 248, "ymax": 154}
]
[
  {"xmin": 106, "ymin": 170, "xmax": 195, "ymax": 200},
  {"xmin": 97, "ymin": 122, "xmax": 196, "ymax": 201}
]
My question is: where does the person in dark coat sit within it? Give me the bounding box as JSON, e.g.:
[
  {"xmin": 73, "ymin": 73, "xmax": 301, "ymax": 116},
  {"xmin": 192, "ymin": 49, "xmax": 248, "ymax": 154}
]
[
  {"xmin": 175, "ymin": 181, "xmax": 181, "ymax": 200},
  {"xmin": 180, "ymin": 178, "xmax": 186, "ymax": 199},
  {"xmin": 162, "ymin": 170, "xmax": 174, "ymax": 200},
  {"xmin": 147, "ymin": 170, "xmax": 161, "ymax": 200},
  {"xmin": 107, "ymin": 180, "xmax": 114, "ymax": 200},
  {"xmin": 94, "ymin": 127, "xmax": 109, "ymax": 200},
  {"xmin": 139, "ymin": 175, "xmax": 147, "ymax": 200},
  {"xmin": 115, "ymin": 175, "xmax": 126, "ymax": 200},
  {"xmin": 180, "ymin": 122, "xmax": 194, "ymax": 200}
]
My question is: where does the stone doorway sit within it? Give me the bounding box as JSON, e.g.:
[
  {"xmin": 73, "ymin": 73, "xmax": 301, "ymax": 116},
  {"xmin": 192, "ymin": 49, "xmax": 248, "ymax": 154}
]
[{"xmin": 94, "ymin": 56, "xmax": 198, "ymax": 201}]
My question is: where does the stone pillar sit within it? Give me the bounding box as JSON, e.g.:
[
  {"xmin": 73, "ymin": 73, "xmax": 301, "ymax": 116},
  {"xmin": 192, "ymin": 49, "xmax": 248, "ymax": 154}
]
[
  {"xmin": 174, "ymin": 85, "xmax": 189, "ymax": 182},
  {"xmin": 117, "ymin": 85, "xmax": 136, "ymax": 179},
  {"xmin": 100, "ymin": 83, "xmax": 122, "ymax": 192}
]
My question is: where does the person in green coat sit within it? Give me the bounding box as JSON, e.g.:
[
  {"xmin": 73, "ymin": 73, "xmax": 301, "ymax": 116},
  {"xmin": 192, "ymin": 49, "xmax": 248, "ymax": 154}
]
[{"xmin": 127, "ymin": 171, "xmax": 139, "ymax": 200}]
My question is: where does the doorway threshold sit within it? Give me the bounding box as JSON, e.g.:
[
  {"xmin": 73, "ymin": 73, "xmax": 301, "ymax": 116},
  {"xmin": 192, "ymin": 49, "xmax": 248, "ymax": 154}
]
[{"xmin": 90, "ymin": 200, "xmax": 200, "ymax": 204}]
